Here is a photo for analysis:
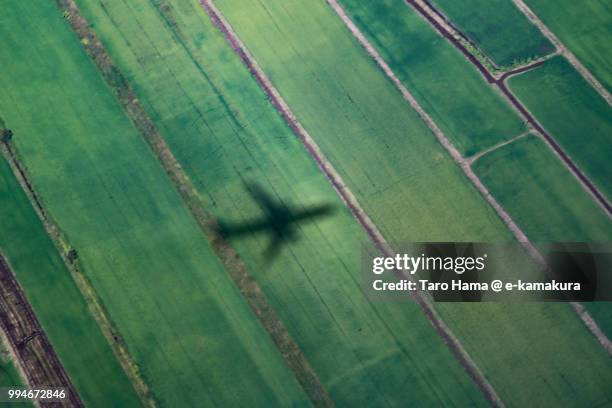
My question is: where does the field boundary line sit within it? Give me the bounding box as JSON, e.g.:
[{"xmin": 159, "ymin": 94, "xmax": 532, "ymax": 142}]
[
  {"xmin": 55, "ymin": 1, "xmax": 333, "ymax": 405},
  {"xmin": 510, "ymin": 0, "xmax": 612, "ymax": 106},
  {"xmin": 403, "ymin": 0, "xmax": 612, "ymax": 354},
  {"xmin": 467, "ymin": 131, "xmax": 531, "ymax": 165},
  {"xmin": 0, "ymin": 141, "xmax": 157, "ymax": 407},
  {"xmin": 0, "ymin": 252, "xmax": 84, "ymax": 407},
  {"xmin": 202, "ymin": 0, "xmax": 505, "ymax": 405}
]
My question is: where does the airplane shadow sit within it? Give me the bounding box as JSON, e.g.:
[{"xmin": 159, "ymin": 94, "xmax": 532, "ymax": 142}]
[{"xmin": 213, "ymin": 182, "xmax": 336, "ymax": 263}]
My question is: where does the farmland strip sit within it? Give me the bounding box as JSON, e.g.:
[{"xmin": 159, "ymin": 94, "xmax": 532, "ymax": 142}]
[
  {"xmin": 403, "ymin": 0, "xmax": 612, "ymax": 353},
  {"xmin": 405, "ymin": 0, "xmax": 612, "ymax": 218},
  {"xmin": 55, "ymin": 0, "xmax": 331, "ymax": 405},
  {"xmin": 200, "ymin": 0, "xmax": 504, "ymax": 406},
  {"xmin": 0, "ymin": 140, "xmax": 154, "ymax": 407},
  {"xmin": 0, "ymin": 253, "xmax": 83, "ymax": 407},
  {"xmin": 510, "ymin": 0, "xmax": 612, "ymax": 106}
]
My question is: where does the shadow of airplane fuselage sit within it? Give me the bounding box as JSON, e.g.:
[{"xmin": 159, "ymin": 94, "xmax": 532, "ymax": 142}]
[{"xmin": 215, "ymin": 183, "xmax": 335, "ymax": 261}]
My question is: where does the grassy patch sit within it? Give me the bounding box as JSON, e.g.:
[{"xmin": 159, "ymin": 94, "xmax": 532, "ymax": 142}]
[
  {"xmin": 431, "ymin": 0, "xmax": 554, "ymax": 67},
  {"xmin": 474, "ymin": 135, "xmax": 612, "ymax": 339},
  {"xmin": 0, "ymin": 1, "xmax": 308, "ymax": 406},
  {"xmin": 0, "ymin": 342, "xmax": 28, "ymax": 408},
  {"xmin": 338, "ymin": 0, "xmax": 526, "ymax": 155},
  {"xmin": 474, "ymin": 135, "xmax": 612, "ymax": 241},
  {"xmin": 508, "ymin": 56, "xmax": 612, "ymax": 202},
  {"xmin": 526, "ymin": 0, "xmax": 612, "ymax": 92}
]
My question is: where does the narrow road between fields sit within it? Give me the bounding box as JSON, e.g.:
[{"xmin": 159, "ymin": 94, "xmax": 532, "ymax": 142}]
[{"xmin": 0, "ymin": 253, "xmax": 84, "ymax": 407}]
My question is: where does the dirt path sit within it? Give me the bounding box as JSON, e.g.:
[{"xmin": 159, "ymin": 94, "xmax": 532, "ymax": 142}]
[
  {"xmin": 510, "ymin": 0, "xmax": 612, "ymax": 106},
  {"xmin": 0, "ymin": 254, "xmax": 83, "ymax": 407},
  {"xmin": 404, "ymin": 0, "xmax": 612, "ymax": 355},
  {"xmin": 202, "ymin": 0, "xmax": 508, "ymax": 405}
]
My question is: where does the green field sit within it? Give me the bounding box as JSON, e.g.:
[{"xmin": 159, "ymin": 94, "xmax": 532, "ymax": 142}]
[
  {"xmin": 508, "ymin": 56, "xmax": 612, "ymax": 202},
  {"xmin": 0, "ymin": 1, "xmax": 309, "ymax": 406},
  {"xmin": 0, "ymin": 360, "xmax": 28, "ymax": 408},
  {"xmin": 0, "ymin": 344, "xmax": 25, "ymax": 396},
  {"xmin": 0, "ymin": 157, "xmax": 141, "ymax": 407},
  {"xmin": 73, "ymin": 0, "xmax": 490, "ymax": 405},
  {"xmin": 431, "ymin": 0, "xmax": 554, "ymax": 67},
  {"xmin": 338, "ymin": 0, "xmax": 526, "ymax": 156},
  {"xmin": 474, "ymin": 135, "xmax": 612, "ymax": 241},
  {"xmin": 526, "ymin": 0, "xmax": 612, "ymax": 92},
  {"xmin": 0, "ymin": 0, "xmax": 611, "ymax": 405},
  {"xmin": 215, "ymin": 0, "xmax": 612, "ymax": 405},
  {"xmin": 473, "ymin": 135, "xmax": 612, "ymax": 337}
]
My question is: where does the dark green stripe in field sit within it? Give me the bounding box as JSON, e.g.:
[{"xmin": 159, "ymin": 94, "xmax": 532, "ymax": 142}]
[
  {"xmin": 74, "ymin": 0, "xmax": 488, "ymax": 405},
  {"xmin": 214, "ymin": 0, "xmax": 612, "ymax": 405},
  {"xmin": 337, "ymin": 0, "xmax": 526, "ymax": 156},
  {"xmin": 525, "ymin": 0, "xmax": 612, "ymax": 93},
  {"xmin": 473, "ymin": 135, "xmax": 612, "ymax": 338},
  {"xmin": 431, "ymin": 0, "xmax": 554, "ymax": 67},
  {"xmin": 508, "ymin": 57, "xmax": 612, "ymax": 202},
  {"xmin": 0, "ymin": 1, "xmax": 308, "ymax": 406},
  {"xmin": 0, "ymin": 157, "xmax": 141, "ymax": 407}
]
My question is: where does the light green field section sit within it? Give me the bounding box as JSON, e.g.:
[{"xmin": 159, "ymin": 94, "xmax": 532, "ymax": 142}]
[
  {"xmin": 0, "ymin": 1, "xmax": 309, "ymax": 406},
  {"xmin": 508, "ymin": 57, "xmax": 612, "ymax": 202},
  {"xmin": 215, "ymin": 0, "xmax": 612, "ymax": 405},
  {"xmin": 526, "ymin": 0, "xmax": 612, "ymax": 92},
  {"xmin": 73, "ymin": 0, "xmax": 489, "ymax": 405},
  {"xmin": 0, "ymin": 157, "xmax": 141, "ymax": 407},
  {"xmin": 431, "ymin": 0, "xmax": 554, "ymax": 67},
  {"xmin": 473, "ymin": 135, "xmax": 612, "ymax": 337},
  {"xmin": 338, "ymin": 0, "xmax": 525, "ymax": 155}
]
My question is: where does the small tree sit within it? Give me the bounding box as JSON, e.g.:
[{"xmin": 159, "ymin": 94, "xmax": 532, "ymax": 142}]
[
  {"xmin": 1, "ymin": 129, "xmax": 13, "ymax": 144},
  {"xmin": 67, "ymin": 248, "xmax": 78, "ymax": 264}
]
